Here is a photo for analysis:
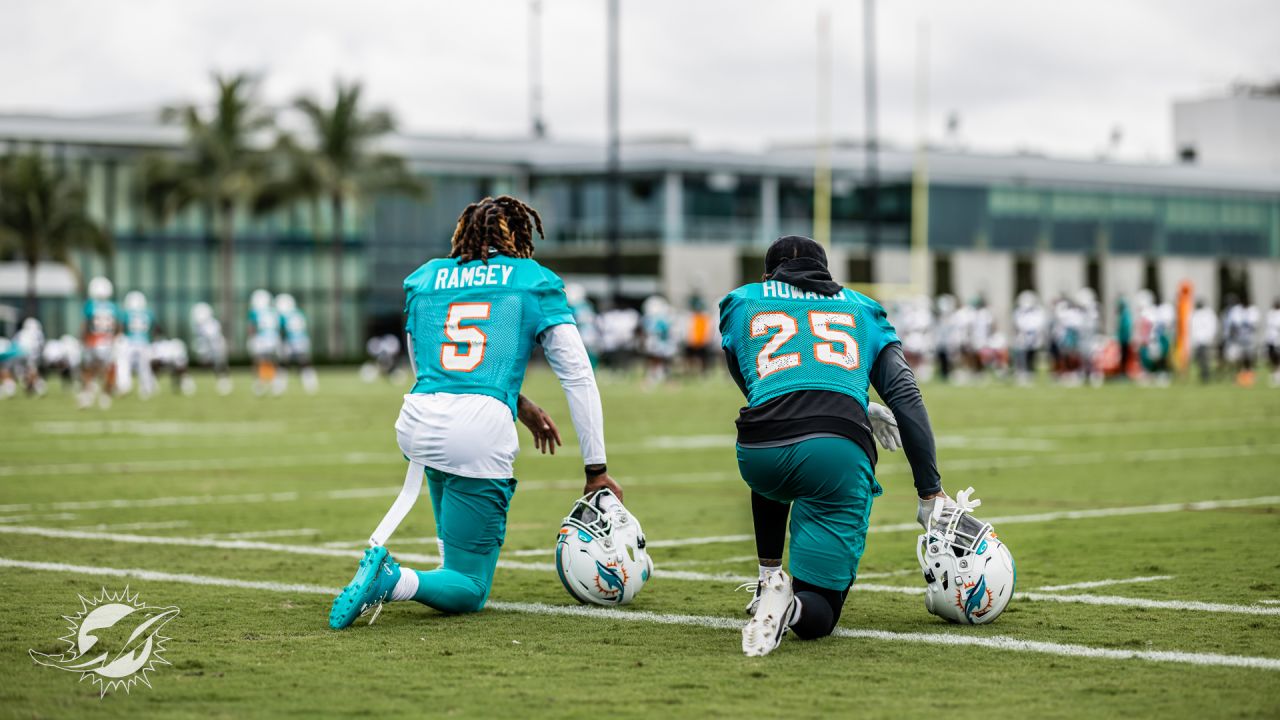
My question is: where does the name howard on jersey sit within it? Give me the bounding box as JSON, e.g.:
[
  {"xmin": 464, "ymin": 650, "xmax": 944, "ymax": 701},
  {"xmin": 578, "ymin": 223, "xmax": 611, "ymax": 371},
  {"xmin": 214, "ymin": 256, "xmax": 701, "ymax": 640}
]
[
  {"xmin": 760, "ymin": 281, "xmax": 844, "ymax": 301},
  {"xmin": 433, "ymin": 264, "xmax": 516, "ymax": 291}
]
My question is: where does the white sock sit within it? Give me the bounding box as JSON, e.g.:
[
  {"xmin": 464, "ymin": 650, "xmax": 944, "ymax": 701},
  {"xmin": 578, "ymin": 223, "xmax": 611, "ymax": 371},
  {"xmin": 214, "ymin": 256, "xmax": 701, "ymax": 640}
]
[
  {"xmin": 390, "ymin": 569, "xmax": 419, "ymax": 601},
  {"xmin": 788, "ymin": 597, "xmax": 803, "ymax": 626},
  {"xmin": 759, "ymin": 564, "xmax": 782, "ymax": 581}
]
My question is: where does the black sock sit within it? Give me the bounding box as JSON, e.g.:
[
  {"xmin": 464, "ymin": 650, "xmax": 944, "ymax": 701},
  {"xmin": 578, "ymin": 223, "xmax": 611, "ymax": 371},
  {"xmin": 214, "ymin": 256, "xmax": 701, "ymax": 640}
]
[
  {"xmin": 790, "ymin": 578, "xmax": 850, "ymax": 640},
  {"xmin": 750, "ymin": 492, "xmax": 789, "ymax": 562}
]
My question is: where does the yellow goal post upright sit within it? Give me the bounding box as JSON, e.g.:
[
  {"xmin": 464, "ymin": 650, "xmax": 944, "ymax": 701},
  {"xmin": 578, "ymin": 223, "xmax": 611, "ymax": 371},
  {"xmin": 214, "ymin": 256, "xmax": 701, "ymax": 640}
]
[{"xmin": 836, "ymin": 19, "xmax": 932, "ymax": 306}]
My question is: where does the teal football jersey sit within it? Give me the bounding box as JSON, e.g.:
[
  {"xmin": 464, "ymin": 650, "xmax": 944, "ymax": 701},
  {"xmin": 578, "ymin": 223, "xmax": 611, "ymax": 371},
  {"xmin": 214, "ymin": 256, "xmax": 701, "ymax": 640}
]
[
  {"xmin": 83, "ymin": 300, "xmax": 119, "ymax": 336},
  {"xmin": 404, "ymin": 255, "xmax": 574, "ymax": 416},
  {"xmin": 248, "ymin": 308, "xmax": 281, "ymax": 339},
  {"xmin": 123, "ymin": 309, "xmax": 153, "ymax": 342},
  {"xmin": 719, "ymin": 281, "xmax": 899, "ymax": 409},
  {"xmin": 280, "ymin": 309, "xmax": 309, "ymax": 342}
]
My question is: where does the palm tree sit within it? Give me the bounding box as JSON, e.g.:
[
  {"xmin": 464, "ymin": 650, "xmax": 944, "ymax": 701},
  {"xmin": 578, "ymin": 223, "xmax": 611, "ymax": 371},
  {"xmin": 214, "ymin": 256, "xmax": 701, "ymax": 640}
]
[
  {"xmin": 139, "ymin": 72, "xmax": 274, "ymax": 338},
  {"xmin": 0, "ymin": 153, "xmax": 112, "ymax": 318},
  {"xmin": 291, "ymin": 80, "xmax": 425, "ymax": 357}
]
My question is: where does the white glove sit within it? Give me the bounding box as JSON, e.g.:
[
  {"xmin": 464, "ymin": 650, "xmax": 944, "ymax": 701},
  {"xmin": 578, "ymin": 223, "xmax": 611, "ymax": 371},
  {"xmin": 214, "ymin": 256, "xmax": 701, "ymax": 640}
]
[
  {"xmin": 916, "ymin": 486, "xmax": 980, "ymax": 531},
  {"xmin": 916, "ymin": 494, "xmax": 946, "ymax": 530},
  {"xmin": 867, "ymin": 401, "xmax": 901, "ymax": 452}
]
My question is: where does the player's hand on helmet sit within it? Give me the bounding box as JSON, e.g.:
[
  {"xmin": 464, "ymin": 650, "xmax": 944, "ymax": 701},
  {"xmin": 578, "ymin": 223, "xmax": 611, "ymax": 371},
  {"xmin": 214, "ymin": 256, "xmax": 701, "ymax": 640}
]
[
  {"xmin": 867, "ymin": 401, "xmax": 901, "ymax": 452},
  {"xmin": 584, "ymin": 466, "xmax": 624, "ymax": 503},
  {"xmin": 916, "ymin": 490, "xmax": 952, "ymax": 531},
  {"xmin": 517, "ymin": 394, "xmax": 562, "ymax": 455}
]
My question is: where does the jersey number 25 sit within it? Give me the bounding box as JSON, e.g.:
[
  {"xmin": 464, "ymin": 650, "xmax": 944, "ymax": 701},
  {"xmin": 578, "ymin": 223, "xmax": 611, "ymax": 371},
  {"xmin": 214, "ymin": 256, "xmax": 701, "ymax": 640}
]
[
  {"xmin": 751, "ymin": 311, "xmax": 860, "ymax": 377},
  {"xmin": 441, "ymin": 302, "xmax": 490, "ymax": 372}
]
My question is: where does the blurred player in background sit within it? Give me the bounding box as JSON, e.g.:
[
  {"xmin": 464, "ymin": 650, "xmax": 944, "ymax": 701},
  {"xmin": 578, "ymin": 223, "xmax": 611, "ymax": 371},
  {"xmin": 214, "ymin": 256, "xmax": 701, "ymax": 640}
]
[
  {"xmin": 329, "ymin": 195, "xmax": 622, "ymax": 630},
  {"xmin": 719, "ymin": 235, "xmax": 949, "ymax": 657},
  {"xmin": 191, "ymin": 302, "xmax": 233, "ymax": 395},
  {"xmin": 152, "ymin": 338, "xmax": 195, "ymax": 395},
  {"xmin": 0, "ymin": 334, "xmax": 20, "ymax": 398},
  {"xmin": 275, "ymin": 293, "xmax": 318, "ymax": 394},
  {"xmin": 565, "ymin": 283, "xmax": 601, "ymax": 366},
  {"xmin": 641, "ymin": 295, "xmax": 677, "ymax": 387},
  {"xmin": 14, "ymin": 317, "xmax": 46, "ymax": 396},
  {"xmin": 361, "ymin": 334, "xmax": 404, "ymax": 383},
  {"xmin": 42, "ymin": 334, "xmax": 81, "ymax": 390},
  {"xmin": 1012, "ymin": 291, "xmax": 1045, "ymax": 385},
  {"xmin": 933, "ymin": 294, "xmax": 958, "ymax": 382},
  {"xmin": 1190, "ymin": 299, "xmax": 1218, "ymax": 384},
  {"xmin": 1267, "ymin": 299, "xmax": 1280, "ymax": 387},
  {"xmin": 117, "ymin": 290, "xmax": 158, "ymax": 399},
  {"xmin": 1222, "ymin": 296, "xmax": 1260, "ymax": 387},
  {"xmin": 247, "ymin": 289, "xmax": 283, "ymax": 396},
  {"xmin": 683, "ymin": 292, "xmax": 713, "ymax": 376},
  {"xmin": 80, "ymin": 276, "xmax": 119, "ymax": 409}
]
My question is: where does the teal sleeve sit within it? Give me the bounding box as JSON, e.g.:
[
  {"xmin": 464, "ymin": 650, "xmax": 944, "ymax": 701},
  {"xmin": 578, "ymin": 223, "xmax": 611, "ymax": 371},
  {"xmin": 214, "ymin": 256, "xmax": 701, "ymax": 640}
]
[
  {"xmin": 718, "ymin": 294, "xmax": 738, "ymax": 350},
  {"xmin": 871, "ymin": 301, "xmax": 900, "ymax": 349},
  {"xmin": 535, "ymin": 267, "xmax": 575, "ymax": 337}
]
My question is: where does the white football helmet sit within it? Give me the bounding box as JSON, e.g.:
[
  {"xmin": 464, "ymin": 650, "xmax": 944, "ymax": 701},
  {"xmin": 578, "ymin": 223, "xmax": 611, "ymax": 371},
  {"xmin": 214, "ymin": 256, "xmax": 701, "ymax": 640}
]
[
  {"xmin": 275, "ymin": 293, "xmax": 297, "ymax": 314},
  {"xmin": 88, "ymin": 276, "xmax": 113, "ymax": 301},
  {"xmin": 916, "ymin": 487, "xmax": 1015, "ymax": 625},
  {"xmin": 250, "ymin": 289, "xmax": 272, "ymax": 311},
  {"xmin": 124, "ymin": 290, "xmax": 147, "ymax": 312},
  {"xmin": 555, "ymin": 489, "xmax": 652, "ymax": 606},
  {"xmin": 192, "ymin": 302, "xmax": 213, "ymax": 324}
]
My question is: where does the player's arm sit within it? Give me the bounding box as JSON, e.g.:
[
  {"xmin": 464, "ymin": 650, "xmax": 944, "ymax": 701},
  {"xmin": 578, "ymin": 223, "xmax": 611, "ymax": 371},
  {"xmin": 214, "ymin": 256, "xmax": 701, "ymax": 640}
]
[
  {"xmin": 539, "ymin": 323, "xmax": 622, "ymax": 501},
  {"xmin": 868, "ymin": 342, "xmax": 949, "ymax": 526},
  {"xmin": 722, "ymin": 349, "xmax": 748, "ymax": 397},
  {"xmin": 516, "ymin": 393, "xmax": 562, "ymax": 455}
]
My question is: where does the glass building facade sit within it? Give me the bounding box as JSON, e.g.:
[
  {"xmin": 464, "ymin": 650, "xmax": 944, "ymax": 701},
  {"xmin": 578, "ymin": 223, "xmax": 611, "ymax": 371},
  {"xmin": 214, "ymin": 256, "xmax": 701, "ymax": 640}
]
[{"xmin": 1, "ymin": 116, "xmax": 1277, "ymax": 358}]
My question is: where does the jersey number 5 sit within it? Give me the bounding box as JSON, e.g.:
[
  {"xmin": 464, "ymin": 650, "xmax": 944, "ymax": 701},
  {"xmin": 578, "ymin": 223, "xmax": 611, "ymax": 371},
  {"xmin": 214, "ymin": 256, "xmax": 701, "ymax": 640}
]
[
  {"xmin": 441, "ymin": 302, "xmax": 490, "ymax": 372},
  {"xmin": 751, "ymin": 311, "xmax": 859, "ymax": 378}
]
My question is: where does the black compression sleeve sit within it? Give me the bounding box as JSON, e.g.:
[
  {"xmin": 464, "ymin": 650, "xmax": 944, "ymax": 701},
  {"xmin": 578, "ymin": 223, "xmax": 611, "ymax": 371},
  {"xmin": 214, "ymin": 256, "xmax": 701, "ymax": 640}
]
[
  {"xmin": 869, "ymin": 342, "xmax": 942, "ymax": 497},
  {"xmin": 750, "ymin": 491, "xmax": 789, "ymax": 562},
  {"xmin": 723, "ymin": 348, "xmax": 749, "ymax": 398}
]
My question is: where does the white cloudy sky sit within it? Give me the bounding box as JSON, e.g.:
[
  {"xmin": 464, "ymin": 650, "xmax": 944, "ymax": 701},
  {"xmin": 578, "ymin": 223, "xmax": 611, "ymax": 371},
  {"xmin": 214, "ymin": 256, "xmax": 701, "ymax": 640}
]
[{"xmin": 2, "ymin": 0, "xmax": 1277, "ymax": 161}]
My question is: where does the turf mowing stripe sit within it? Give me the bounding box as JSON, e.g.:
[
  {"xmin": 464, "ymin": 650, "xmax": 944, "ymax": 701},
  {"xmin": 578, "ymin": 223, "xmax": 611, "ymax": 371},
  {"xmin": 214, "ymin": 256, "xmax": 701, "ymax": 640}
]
[
  {"xmin": 1, "ymin": 556, "xmax": 1277, "ymax": 672},
  {"xmin": 7, "ymin": 524, "xmax": 1280, "ymax": 616},
  {"xmin": 1035, "ymin": 575, "xmax": 1174, "ymax": 592}
]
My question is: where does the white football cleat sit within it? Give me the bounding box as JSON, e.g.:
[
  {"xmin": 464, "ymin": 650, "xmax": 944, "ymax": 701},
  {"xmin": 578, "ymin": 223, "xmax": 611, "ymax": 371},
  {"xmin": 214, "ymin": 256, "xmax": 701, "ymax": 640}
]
[{"xmin": 742, "ymin": 570, "xmax": 796, "ymax": 657}]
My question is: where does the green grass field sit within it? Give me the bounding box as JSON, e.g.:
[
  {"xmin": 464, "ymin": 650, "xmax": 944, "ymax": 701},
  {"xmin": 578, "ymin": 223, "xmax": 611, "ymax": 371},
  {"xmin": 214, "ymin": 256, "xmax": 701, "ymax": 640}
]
[{"xmin": 1, "ymin": 369, "xmax": 1278, "ymax": 719}]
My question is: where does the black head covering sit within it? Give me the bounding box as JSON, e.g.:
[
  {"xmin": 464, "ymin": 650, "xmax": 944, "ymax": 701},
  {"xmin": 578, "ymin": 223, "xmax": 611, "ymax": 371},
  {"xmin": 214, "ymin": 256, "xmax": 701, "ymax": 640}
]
[{"xmin": 763, "ymin": 235, "xmax": 842, "ymax": 296}]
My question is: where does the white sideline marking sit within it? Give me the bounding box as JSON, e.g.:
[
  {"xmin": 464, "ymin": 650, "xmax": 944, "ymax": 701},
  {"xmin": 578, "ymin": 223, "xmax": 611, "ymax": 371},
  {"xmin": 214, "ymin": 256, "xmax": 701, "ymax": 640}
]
[
  {"xmin": 72, "ymin": 520, "xmax": 192, "ymax": 532},
  {"xmin": 1035, "ymin": 575, "xmax": 1174, "ymax": 592},
  {"xmin": 0, "ymin": 452, "xmax": 393, "ymax": 477},
  {"xmin": 7, "ymin": 523, "xmax": 1279, "ymax": 616},
  {"xmin": 1259, "ymin": 600, "xmax": 1280, "ymax": 606},
  {"xmin": 1, "ymin": 556, "xmax": 1277, "ymax": 672}
]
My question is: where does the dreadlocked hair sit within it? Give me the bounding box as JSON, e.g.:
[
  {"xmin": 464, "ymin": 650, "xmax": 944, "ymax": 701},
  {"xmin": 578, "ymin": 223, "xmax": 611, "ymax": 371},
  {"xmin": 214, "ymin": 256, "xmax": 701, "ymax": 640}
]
[{"xmin": 448, "ymin": 195, "xmax": 544, "ymax": 264}]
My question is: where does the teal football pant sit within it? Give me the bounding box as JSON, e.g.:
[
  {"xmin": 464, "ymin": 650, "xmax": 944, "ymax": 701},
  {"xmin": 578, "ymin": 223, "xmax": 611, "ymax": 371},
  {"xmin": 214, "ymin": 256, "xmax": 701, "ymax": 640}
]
[
  {"xmin": 408, "ymin": 469, "xmax": 516, "ymax": 613},
  {"xmin": 736, "ymin": 436, "xmax": 883, "ymax": 592}
]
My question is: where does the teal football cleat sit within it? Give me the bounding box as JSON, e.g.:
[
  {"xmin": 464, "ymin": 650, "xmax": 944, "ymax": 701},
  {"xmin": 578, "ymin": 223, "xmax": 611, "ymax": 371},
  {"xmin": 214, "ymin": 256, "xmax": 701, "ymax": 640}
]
[{"xmin": 329, "ymin": 545, "xmax": 401, "ymax": 630}]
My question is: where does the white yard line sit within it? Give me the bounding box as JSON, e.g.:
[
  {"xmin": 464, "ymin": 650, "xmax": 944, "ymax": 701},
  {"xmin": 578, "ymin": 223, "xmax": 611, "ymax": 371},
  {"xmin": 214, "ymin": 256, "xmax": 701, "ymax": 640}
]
[
  {"xmin": 0, "ymin": 512, "xmax": 79, "ymax": 524},
  {"xmin": 206, "ymin": 528, "xmax": 321, "ymax": 540},
  {"xmin": 1035, "ymin": 575, "xmax": 1174, "ymax": 592},
  {"xmin": 4, "ymin": 524, "xmax": 1279, "ymax": 616},
  {"xmin": 71, "ymin": 520, "xmax": 192, "ymax": 532},
  {"xmin": 0, "ymin": 556, "xmax": 1277, "ymax": 672}
]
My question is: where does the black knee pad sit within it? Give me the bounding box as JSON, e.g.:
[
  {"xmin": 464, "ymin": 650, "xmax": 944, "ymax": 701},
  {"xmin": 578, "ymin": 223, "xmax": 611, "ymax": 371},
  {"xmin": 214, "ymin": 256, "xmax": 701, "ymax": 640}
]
[{"xmin": 790, "ymin": 579, "xmax": 850, "ymax": 640}]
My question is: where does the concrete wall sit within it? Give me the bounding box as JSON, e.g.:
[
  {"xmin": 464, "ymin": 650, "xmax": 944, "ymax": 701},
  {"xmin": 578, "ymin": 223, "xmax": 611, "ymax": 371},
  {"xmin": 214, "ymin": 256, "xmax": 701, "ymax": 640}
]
[
  {"xmin": 1247, "ymin": 259, "xmax": 1280, "ymax": 307},
  {"xmin": 953, "ymin": 250, "xmax": 1014, "ymax": 332},
  {"xmin": 1159, "ymin": 257, "xmax": 1218, "ymax": 308},
  {"xmin": 662, "ymin": 243, "xmax": 739, "ymax": 307},
  {"xmin": 1034, "ymin": 252, "xmax": 1086, "ymax": 303}
]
